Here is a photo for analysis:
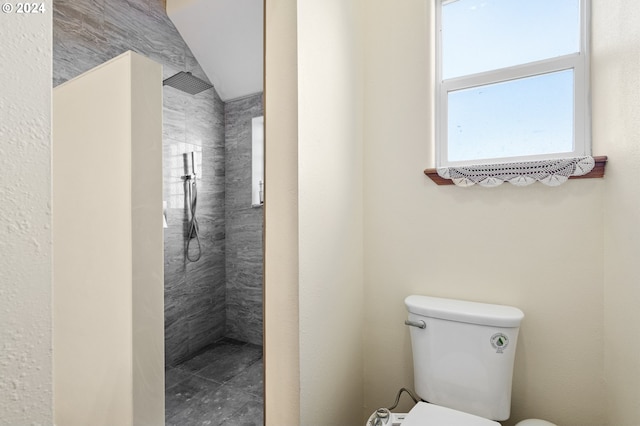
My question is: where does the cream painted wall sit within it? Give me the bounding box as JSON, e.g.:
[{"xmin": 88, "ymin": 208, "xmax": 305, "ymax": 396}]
[
  {"xmin": 53, "ymin": 52, "xmax": 164, "ymax": 426},
  {"xmin": 594, "ymin": 0, "xmax": 640, "ymax": 424},
  {"xmin": 264, "ymin": 0, "xmax": 301, "ymax": 424},
  {"xmin": 361, "ymin": 1, "xmax": 606, "ymax": 426},
  {"xmin": 297, "ymin": 0, "xmax": 364, "ymax": 425},
  {"xmin": 0, "ymin": 3, "xmax": 53, "ymax": 424},
  {"xmin": 264, "ymin": 0, "xmax": 365, "ymax": 424}
]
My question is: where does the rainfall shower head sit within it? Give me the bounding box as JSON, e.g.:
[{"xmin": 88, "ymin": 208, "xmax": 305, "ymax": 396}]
[{"xmin": 163, "ymin": 71, "xmax": 213, "ymax": 95}]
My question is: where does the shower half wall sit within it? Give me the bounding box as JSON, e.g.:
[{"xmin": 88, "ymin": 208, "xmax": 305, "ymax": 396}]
[
  {"xmin": 54, "ymin": 0, "xmax": 265, "ymax": 368},
  {"xmin": 53, "ymin": 0, "xmax": 227, "ymax": 366}
]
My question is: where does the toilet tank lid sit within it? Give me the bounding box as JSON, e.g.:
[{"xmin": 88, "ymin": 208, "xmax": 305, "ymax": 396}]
[{"xmin": 405, "ymin": 295, "xmax": 524, "ymax": 327}]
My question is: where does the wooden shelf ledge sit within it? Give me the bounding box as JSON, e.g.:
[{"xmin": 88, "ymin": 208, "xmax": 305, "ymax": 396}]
[{"xmin": 424, "ymin": 156, "xmax": 608, "ymax": 186}]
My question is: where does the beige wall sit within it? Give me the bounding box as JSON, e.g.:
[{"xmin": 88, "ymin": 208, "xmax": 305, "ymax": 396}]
[
  {"xmin": 130, "ymin": 52, "xmax": 166, "ymax": 426},
  {"xmin": 361, "ymin": 1, "xmax": 607, "ymax": 425},
  {"xmin": 53, "ymin": 52, "xmax": 164, "ymax": 426},
  {"xmin": 297, "ymin": 0, "xmax": 364, "ymax": 424},
  {"xmin": 264, "ymin": 1, "xmax": 640, "ymax": 425},
  {"xmin": 595, "ymin": 0, "xmax": 640, "ymax": 424},
  {"xmin": 0, "ymin": 2, "xmax": 53, "ymax": 424},
  {"xmin": 264, "ymin": 0, "xmax": 301, "ymax": 424},
  {"xmin": 264, "ymin": 0, "xmax": 365, "ymax": 424}
]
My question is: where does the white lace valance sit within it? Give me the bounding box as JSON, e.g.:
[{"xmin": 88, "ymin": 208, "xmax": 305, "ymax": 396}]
[{"xmin": 437, "ymin": 157, "xmax": 595, "ymax": 187}]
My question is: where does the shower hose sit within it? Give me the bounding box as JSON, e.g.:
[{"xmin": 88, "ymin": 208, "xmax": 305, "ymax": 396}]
[{"xmin": 185, "ymin": 177, "xmax": 202, "ymax": 262}]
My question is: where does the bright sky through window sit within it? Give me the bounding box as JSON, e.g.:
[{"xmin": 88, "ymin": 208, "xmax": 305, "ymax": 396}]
[
  {"xmin": 442, "ymin": 0, "xmax": 580, "ymax": 79},
  {"xmin": 437, "ymin": 0, "xmax": 587, "ymax": 167},
  {"xmin": 448, "ymin": 70, "xmax": 574, "ymax": 162}
]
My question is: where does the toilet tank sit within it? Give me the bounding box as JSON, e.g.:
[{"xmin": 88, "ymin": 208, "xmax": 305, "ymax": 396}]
[{"xmin": 405, "ymin": 295, "xmax": 524, "ymax": 421}]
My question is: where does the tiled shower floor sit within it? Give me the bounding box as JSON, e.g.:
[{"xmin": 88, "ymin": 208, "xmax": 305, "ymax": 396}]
[{"xmin": 165, "ymin": 338, "xmax": 264, "ymax": 426}]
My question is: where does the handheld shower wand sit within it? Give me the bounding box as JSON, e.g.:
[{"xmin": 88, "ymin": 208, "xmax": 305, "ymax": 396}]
[{"xmin": 183, "ymin": 152, "xmax": 201, "ymax": 262}]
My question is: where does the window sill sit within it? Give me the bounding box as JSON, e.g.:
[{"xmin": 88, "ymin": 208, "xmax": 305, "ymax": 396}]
[{"xmin": 424, "ymin": 156, "xmax": 608, "ymax": 185}]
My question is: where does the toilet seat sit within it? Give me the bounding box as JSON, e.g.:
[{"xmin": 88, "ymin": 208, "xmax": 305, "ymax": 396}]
[
  {"xmin": 402, "ymin": 402, "xmax": 500, "ymax": 426},
  {"xmin": 365, "ymin": 403, "xmax": 557, "ymax": 426}
]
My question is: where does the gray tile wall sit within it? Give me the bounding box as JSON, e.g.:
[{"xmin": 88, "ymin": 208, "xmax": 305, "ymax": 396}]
[
  {"xmin": 53, "ymin": 0, "xmax": 227, "ymax": 366},
  {"xmin": 224, "ymin": 94, "xmax": 264, "ymax": 346},
  {"xmin": 162, "ymin": 85, "xmax": 226, "ymax": 366}
]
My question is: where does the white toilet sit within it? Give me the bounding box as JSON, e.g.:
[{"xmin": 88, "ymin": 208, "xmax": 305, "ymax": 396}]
[{"xmin": 366, "ymin": 295, "xmax": 556, "ymax": 426}]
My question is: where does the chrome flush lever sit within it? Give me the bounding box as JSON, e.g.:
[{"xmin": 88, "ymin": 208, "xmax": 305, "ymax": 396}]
[{"xmin": 404, "ymin": 319, "xmax": 426, "ymax": 329}]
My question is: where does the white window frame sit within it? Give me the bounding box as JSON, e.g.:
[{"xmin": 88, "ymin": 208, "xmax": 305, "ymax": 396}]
[{"xmin": 435, "ymin": 0, "xmax": 591, "ymax": 168}]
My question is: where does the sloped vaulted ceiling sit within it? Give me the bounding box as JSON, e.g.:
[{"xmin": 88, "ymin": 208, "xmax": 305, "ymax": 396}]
[{"xmin": 167, "ymin": 0, "xmax": 263, "ymax": 101}]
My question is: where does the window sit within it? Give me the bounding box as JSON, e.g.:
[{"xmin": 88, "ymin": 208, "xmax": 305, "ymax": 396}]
[{"xmin": 436, "ymin": 0, "xmax": 590, "ymax": 168}]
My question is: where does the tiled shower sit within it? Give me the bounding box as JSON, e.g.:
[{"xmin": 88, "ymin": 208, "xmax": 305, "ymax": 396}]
[
  {"xmin": 164, "ymin": 91, "xmax": 264, "ymax": 365},
  {"xmin": 53, "ymin": 0, "xmax": 264, "ymax": 422}
]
